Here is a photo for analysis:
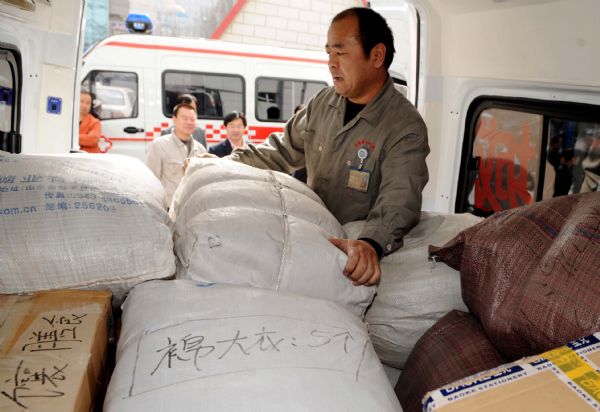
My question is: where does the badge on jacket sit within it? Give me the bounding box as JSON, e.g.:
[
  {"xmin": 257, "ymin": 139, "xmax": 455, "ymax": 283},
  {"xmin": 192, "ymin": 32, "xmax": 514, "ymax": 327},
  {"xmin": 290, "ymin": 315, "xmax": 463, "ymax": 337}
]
[{"xmin": 347, "ymin": 147, "xmax": 370, "ymax": 192}]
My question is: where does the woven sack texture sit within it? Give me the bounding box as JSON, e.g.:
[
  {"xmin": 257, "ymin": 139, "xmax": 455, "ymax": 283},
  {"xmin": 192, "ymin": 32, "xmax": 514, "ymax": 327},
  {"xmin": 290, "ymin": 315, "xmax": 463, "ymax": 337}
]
[
  {"xmin": 429, "ymin": 192, "xmax": 600, "ymax": 359},
  {"xmin": 395, "ymin": 310, "xmax": 507, "ymax": 412}
]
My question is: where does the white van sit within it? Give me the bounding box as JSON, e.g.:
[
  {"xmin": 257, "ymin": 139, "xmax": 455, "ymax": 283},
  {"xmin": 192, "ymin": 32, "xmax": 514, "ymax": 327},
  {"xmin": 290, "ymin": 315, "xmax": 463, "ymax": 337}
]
[{"xmin": 80, "ymin": 34, "xmax": 332, "ymax": 161}]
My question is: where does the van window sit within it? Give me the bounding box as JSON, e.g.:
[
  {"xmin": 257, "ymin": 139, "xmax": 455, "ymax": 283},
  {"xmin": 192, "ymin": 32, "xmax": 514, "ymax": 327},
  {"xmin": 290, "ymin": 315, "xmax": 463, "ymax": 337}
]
[
  {"xmin": 547, "ymin": 119, "xmax": 600, "ymax": 197},
  {"xmin": 0, "ymin": 45, "xmax": 21, "ymax": 152},
  {"xmin": 255, "ymin": 77, "xmax": 327, "ymax": 122},
  {"xmin": 163, "ymin": 71, "xmax": 244, "ymax": 119},
  {"xmin": 456, "ymin": 98, "xmax": 600, "ymax": 215},
  {"xmin": 82, "ymin": 71, "xmax": 138, "ymax": 120}
]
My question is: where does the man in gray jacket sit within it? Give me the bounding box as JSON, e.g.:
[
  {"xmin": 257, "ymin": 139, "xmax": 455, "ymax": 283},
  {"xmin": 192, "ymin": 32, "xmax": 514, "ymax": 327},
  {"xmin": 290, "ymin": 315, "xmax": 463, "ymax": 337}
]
[{"xmin": 229, "ymin": 7, "xmax": 429, "ymax": 286}]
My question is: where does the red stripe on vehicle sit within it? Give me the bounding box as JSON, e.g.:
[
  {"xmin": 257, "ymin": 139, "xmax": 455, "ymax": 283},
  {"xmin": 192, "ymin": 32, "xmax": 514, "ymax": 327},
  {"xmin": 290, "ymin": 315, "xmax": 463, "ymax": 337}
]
[
  {"xmin": 249, "ymin": 126, "xmax": 283, "ymax": 139},
  {"xmin": 108, "ymin": 125, "xmax": 282, "ymax": 143},
  {"xmin": 211, "ymin": 0, "xmax": 247, "ymax": 40},
  {"xmin": 103, "ymin": 41, "xmax": 327, "ymax": 65}
]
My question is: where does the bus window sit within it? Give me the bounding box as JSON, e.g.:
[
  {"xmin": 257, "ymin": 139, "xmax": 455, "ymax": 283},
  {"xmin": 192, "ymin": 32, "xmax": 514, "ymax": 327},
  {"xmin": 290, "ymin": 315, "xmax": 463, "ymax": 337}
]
[
  {"xmin": 82, "ymin": 71, "xmax": 138, "ymax": 120},
  {"xmin": 255, "ymin": 77, "xmax": 327, "ymax": 122},
  {"xmin": 163, "ymin": 70, "xmax": 244, "ymax": 119},
  {"xmin": 457, "ymin": 98, "xmax": 600, "ymax": 215}
]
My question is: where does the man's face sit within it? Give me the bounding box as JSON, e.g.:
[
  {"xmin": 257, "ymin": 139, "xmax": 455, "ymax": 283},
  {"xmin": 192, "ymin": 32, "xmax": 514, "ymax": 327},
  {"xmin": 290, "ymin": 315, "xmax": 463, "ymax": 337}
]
[
  {"xmin": 326, "ymin": 16, "xmax": 378, "ymax": 104},
  {"xmin": 226, "ymin": 118, "xmax": 245, "ymax": 144},
  {"xmin": 172, "ymin": 107, "xmax": 197, "ymax": 140}
]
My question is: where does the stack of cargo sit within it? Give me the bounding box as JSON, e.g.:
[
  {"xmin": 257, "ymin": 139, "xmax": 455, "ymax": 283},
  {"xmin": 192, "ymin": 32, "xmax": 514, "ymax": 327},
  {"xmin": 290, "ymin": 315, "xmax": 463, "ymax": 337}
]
[
  {"xmin": 103, "ymin": 158, "xmax": 398, "ymax": 410},
  {"xmin": 395, "ymin": 192, "xmax": 600, "ymax": 411}
]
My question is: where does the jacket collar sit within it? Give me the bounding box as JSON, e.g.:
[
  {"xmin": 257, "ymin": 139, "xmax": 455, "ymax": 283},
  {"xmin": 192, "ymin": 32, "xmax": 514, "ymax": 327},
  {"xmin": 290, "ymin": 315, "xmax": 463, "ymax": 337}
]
[
  {"xmin": 169, "ymin": 131, "xmax": 192, "ymax": 148},
  {"xmin": 326, "ymin": 75, "xmax": 394, "ymax": 130}
]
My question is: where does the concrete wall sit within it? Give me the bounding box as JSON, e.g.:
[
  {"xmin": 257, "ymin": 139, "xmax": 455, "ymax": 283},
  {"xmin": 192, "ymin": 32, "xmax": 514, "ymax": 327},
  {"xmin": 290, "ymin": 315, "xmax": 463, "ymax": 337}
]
[{"xmin": 220, "ymin": 0, "xmax": 363, "ymax": 50}]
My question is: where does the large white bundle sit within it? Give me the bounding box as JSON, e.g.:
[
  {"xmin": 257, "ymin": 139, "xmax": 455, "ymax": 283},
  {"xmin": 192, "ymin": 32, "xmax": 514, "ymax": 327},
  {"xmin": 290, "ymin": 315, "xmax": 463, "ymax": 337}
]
[
  {"xmin": 344, "ymin": 212, "xmax": 482, "ymax": 369},
  {"xmin": 172, "ymin": 158, "xmax": 375, "ymax": 318},
  {"xmin": 175, "ymin": 178, "xmax": 342, "ymax": 237},
  {"xmin": 0, "ymin": 151, "xmax": 175, "ymax": 304},
  {"xmin": 170, "ymin": 157, "xmax": 323, "ymax": 218},
  {"xmin": 104, "ymin": 280, "xmax": 401, "ymax": 412}
]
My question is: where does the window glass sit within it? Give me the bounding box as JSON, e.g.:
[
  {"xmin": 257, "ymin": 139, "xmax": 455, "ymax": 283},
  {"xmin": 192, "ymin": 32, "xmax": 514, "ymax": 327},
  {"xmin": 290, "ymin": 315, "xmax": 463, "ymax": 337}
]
[
  {"xmin": 255, "ymin": 77, "xmax": 327, "ymax": 122},
  {"xmin": 0, "ymin": 48, "xmax": 17, "ymax": 134},
  {"xmin": 545, "ymin": 120, "xmax": 600, "ymax": 197},
  {"xmin": 82, "ymin": 71, "xmax": 138, "ymax": 120},
  {"xmin": 163, "ymin": 71, "xmax": 244, "ymax": 119},
  {"xmin": 468, "ymin": 108, "xmax": 543, "ymax": 213}
]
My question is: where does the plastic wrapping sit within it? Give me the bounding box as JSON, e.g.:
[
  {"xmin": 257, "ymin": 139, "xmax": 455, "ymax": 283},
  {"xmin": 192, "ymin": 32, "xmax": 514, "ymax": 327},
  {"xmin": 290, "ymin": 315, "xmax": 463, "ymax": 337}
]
[
  {"xmin": 104, "ymin": 280, "xmax": 401, "ymax": 412},
  {"xmin": 0, "ymin": 151, "xmax": 176, "ymax": 305},
  {"xmin": 171, "ymin": 158, "xmax": 375, "ymax": 318},
  {"xmin": 344, "ymin": 212, "xmax": 482, "ymax": 368}
]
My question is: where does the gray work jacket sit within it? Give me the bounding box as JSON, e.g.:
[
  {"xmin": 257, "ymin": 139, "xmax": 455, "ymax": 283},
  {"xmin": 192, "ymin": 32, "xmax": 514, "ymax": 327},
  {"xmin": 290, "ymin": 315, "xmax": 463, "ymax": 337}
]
[{"xmin": 229, "ymin": 77, "xmax": 429, "ymax": 254}]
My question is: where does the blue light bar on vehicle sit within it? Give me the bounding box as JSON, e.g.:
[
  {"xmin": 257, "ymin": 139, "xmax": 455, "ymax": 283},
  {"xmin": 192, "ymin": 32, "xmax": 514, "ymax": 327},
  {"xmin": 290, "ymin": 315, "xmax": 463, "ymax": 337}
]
[{"xmin": 125, "ymin": 13, "xmax": 153, "ymax": 34}]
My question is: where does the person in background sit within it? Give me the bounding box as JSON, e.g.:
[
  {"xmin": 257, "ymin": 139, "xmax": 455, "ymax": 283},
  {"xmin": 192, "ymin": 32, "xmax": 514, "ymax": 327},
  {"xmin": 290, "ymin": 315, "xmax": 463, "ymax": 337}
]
[
  {"xmin": 79, "ymin": 91, "xmax": 101, "ymax": 153},
  {"xmin": 208, "ymin": 111, "xmax": 248, "ymax": 157},
  {"xmin": 161, "ymin": 94, "xmax": 207, "ymax": 148},
  {"xmin": 266, "ymin": 106, "xmax": 281, "ymax": 120},
  {"xmin": 228, "ymin": 7, "xmax": 429, "ymax": 287},
  {"xmin": 147, "ymin": 103, "xmax": 207, "ymax": 206}
]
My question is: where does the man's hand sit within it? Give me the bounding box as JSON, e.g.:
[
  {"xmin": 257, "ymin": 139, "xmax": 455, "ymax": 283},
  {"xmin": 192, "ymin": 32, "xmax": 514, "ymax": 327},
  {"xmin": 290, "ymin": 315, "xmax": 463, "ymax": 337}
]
[{"xmin": 329, "ymin": 238, "xmax": 381, "ymax": 286}]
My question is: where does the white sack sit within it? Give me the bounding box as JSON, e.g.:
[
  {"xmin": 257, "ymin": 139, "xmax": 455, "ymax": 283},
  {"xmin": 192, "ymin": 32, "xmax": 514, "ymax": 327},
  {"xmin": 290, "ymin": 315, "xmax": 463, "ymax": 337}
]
[
  {"xmin": 0, "ymin": 151, "xmax": 175, "ymax": 304},
  {"xmin": 170, "ymin": 157, "xmax": 323, "ymax": 218},
  {"xmin": 104, "ymin": 280, "xmax": 401, "ymax": 412},
  {"xmin": 172, "ymin": 157, "xmax": 375, "ymax": 318},
  {"xmin": 344, "ymin": 212, "xmax": 482, "ymax": 368},
  {"xmin": 175, "ymin": 207, "xmax": 372, "ymax": 317},
  {"xmin": 175, "ymin": 179, "xmax": 342, "ymax": 238}
]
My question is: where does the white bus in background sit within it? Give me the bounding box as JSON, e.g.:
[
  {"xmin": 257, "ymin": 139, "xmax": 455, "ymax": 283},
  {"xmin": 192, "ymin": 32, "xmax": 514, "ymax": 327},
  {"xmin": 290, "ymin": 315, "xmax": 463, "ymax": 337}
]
[{"xmin": 80, "ymin": 34, "xmax": 333, "ymax": 161}]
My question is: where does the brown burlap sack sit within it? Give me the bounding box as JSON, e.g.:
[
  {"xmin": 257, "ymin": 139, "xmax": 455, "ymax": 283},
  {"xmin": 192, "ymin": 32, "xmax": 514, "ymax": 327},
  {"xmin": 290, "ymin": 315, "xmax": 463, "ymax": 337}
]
[
  {"xmin": 429, "ymin": 192, "xmax": 600, "ymax": 360},
  {"xmin": 394, "ymin": 310, "xmax": 507, "ymax": 412}
]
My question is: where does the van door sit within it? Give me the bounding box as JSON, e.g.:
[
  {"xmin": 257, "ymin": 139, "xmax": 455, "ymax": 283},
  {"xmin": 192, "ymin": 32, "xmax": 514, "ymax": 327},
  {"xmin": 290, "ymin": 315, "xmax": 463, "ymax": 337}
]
[
  {"xmin": 81, "ymin": 69, "xmax": 146, "ymax": 161},
  {"xmin": 0, "ymin": 45, "xmax": 20, "ymax": 153}
]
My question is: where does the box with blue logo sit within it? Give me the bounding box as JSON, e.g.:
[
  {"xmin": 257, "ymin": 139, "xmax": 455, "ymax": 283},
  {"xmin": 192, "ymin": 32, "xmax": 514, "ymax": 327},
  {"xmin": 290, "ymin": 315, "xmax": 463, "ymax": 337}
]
[{"xmin": 423, "ymin": 333, "xmax": 600, "ymax": 411}]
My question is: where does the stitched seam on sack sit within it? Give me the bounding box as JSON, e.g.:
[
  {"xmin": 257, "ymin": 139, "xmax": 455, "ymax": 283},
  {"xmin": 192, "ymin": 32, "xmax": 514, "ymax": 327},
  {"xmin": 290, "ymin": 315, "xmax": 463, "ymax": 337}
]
[{"xmin": 271, "ymin": 171, "xmax": 289, "ymax": 291}]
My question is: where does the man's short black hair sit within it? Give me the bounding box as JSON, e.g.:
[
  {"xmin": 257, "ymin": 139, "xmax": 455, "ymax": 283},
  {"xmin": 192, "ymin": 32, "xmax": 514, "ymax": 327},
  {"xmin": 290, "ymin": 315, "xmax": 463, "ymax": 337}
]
[
  {"xmin": 173, "ymin": 103, "xmax": 196, "ymax": 117},
  {"xmin": 332, "ymin": 7, "xmax": 395, "ymax": 69},
  {"xmin": 177, "ymin": 93, "xmax": 199, "ymax": 107},
  {"xmin": 223, "ymin": 111, "xmax": 247, "ymax": 127}
]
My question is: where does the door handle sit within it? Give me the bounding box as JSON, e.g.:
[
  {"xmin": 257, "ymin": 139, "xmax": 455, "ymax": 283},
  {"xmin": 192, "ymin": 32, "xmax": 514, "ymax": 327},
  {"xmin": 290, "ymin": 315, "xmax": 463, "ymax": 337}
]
[{"xmin": 124, "ymin": 126, "xmax": 144, "ymax": 134}]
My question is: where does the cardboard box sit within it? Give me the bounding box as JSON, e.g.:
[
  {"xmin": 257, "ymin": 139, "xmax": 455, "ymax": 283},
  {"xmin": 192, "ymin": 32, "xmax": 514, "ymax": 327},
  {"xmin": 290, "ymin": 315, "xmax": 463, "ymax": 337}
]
[
  {"xmin": 423, "ymin": 333, "xmax": 600, "ymax": 411},
  {"xmin": 0, "ymin": 289, "xmax": 111, "ymax": 411}
]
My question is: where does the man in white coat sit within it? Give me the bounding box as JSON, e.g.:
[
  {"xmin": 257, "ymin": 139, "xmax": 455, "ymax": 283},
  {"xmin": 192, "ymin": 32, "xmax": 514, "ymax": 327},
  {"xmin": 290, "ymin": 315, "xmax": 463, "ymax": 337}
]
[{"xmin": 146, "ymin": 103, "xmax": 207, "ymax": 206}]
